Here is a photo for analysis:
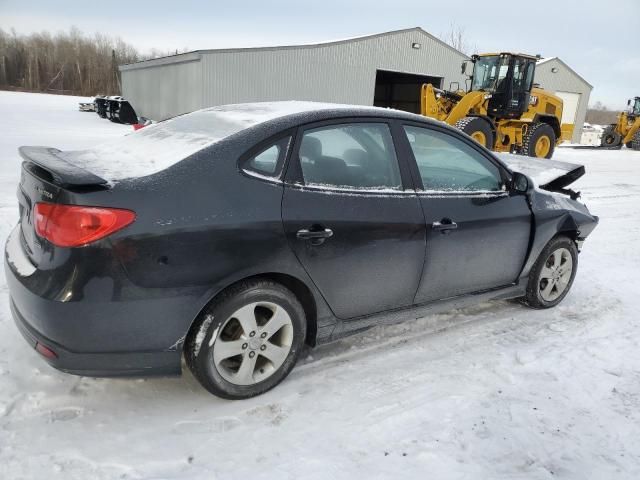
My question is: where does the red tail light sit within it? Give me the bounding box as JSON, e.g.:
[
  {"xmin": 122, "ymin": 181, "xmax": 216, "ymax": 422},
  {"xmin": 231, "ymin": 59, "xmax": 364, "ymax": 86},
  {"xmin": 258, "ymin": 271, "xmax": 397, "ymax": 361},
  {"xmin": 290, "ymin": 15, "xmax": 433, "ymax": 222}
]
[
  {"xmin": 35, "ymin": 203, "xmax": 136, "ymax": 247},
  {"xmin": 35, "ymin": 342, "xmax": 58, "ymax": 359}
]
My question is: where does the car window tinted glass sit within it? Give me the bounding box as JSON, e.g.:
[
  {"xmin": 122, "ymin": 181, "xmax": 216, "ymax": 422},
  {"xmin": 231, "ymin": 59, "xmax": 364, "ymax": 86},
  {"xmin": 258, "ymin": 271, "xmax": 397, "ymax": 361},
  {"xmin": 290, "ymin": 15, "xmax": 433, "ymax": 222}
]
[
  {"xmin": 403, "ymin": 126, "xmax": 503, "ymax": 192},
  {"xmin": 247, "ymin": 144, "xmax": 280, "ymax": 174},
  {"xmin": 299, "ymin": 123, "xmax": 402, "ymax": 190},
  {"xmin": 244, "ymin": 137, "xmax": 290, "ymax": 177}
]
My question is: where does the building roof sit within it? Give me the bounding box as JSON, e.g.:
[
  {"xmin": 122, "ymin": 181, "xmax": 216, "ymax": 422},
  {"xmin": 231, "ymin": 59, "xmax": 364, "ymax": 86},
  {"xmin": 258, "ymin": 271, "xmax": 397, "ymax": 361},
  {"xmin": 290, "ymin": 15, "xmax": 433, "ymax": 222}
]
[
  {"xmin": 120, "ymin": 27, "xmax": 468, "ymax": 71},
  {"xmin": 537, "ymin": 57, "xmax": 593, "ymax": 89}
]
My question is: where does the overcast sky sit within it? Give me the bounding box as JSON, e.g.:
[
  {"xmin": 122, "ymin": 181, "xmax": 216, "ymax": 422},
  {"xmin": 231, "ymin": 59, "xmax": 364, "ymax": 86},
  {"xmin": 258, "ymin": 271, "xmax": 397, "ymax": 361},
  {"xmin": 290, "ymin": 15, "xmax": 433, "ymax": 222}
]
[{"xmin": 2, "ymin": 0, "xmax": 638, "ymax": 109}]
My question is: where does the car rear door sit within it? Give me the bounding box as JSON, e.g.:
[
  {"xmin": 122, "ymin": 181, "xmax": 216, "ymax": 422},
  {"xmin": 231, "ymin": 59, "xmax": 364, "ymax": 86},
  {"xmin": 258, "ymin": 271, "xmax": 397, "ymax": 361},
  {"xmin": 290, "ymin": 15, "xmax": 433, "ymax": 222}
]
[
  {"xmin": 281, "ymin": 119, "xmax": 426, "ymax": 319},
  {"xmin": 398, "ymin": 123, "xmax": 532, "ymax": 303}
]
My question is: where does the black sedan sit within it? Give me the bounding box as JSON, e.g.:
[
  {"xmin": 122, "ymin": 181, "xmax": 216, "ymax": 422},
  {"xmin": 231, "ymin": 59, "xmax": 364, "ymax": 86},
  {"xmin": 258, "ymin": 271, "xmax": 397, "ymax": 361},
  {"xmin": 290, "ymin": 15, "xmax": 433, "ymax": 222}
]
[{"xmin": 5, "ymin": 102, "xmax": 598, "ymax": 399}]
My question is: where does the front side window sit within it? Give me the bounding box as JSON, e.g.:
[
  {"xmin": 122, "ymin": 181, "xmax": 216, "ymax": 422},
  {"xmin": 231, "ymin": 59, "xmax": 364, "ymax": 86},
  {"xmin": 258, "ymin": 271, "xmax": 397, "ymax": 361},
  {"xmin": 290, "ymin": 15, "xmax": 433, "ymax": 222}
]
[
  {"xmin": 471, "ymin": 55, "xmax": 510, "ymax": 92},
  {"xmin": 403, "ymin": 126, "xmax": 503, "ymax": 192},
  {"xmin": 298, "ymin": 123, "xmax": 402, "ymax": 190},
  {"xmin": 633, "ymin": 98, "xmax": 640, "ymax": 116}
]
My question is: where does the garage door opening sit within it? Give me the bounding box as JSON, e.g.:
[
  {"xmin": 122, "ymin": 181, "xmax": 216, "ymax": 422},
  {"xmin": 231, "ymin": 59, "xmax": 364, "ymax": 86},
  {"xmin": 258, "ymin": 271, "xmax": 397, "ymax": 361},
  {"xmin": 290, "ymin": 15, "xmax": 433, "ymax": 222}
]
[{"xmin": 374, "ymin": 70, "xmax": 442, "ymax": 114}]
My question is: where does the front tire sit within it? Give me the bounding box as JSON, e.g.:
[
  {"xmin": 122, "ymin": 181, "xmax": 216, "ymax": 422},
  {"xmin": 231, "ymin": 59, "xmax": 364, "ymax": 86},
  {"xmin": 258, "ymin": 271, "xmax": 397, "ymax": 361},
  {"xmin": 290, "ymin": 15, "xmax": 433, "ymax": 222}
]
[
  {"xmin": 454, "ymin": 117, "xmax": 494, "ymax": 149},
  {"xmin": 601, "ymin": 125, "xmax": 622, "ymax": 148},
  {"xmin": 632, "ymin": 131, "xmax": 640, "ymax": 151},
  {"xmin": 522, "ymin": 236, "xmax": 578, "ymax": 309},
  {"xmin": 185, "ymin": 280, "xmax": 307, "ymax": 399},
  {"xmin": 522, "ymin": 122, "xmax": 556, "ymax": 158}
]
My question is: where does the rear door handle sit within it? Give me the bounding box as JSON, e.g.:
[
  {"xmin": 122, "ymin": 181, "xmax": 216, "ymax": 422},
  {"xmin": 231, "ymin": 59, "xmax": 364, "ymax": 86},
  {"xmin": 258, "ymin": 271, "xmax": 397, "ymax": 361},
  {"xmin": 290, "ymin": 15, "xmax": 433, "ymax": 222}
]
[
  {"xmin": 297, "ymin": 227, "xmax": 334, "ymax": 245},
  {"xmin": 432, "ymin": 219, "xmax": 458, "ymax": 233}
]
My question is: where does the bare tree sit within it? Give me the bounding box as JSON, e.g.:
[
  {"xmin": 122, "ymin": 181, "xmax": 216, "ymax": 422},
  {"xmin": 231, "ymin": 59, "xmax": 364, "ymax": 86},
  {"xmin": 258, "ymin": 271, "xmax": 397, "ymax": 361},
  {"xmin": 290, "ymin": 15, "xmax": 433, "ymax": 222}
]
[
  {"xmin": 0, "ymin": 27, "xmax": 148, "ymax": 96},
  {"xmin": 438, "ymin": 22, "xmax": 477, "ymax": 56},
  {"xmin": 586, "ymin": 102, "xmax": 618, "ymax": 125}
]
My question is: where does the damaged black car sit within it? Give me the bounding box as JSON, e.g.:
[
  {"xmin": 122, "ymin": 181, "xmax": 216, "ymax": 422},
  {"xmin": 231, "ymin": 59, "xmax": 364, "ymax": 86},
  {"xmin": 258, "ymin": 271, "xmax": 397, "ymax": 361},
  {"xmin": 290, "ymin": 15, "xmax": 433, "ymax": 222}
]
[{"xmin": 4, "ymin": 102, "xmax": 598, "ymax": 399}]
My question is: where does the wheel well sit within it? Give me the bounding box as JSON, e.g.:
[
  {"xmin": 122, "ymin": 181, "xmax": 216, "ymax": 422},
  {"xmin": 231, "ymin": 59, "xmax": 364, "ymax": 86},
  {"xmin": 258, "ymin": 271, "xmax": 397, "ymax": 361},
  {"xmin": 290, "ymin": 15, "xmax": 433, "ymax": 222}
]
[
  {"xmin": 186, "ymin": 273, "xmax": 318, "ymax": 350},
  {"xmin": 553, "ymin": 226, "xmax": 580, "ymax": 244},
  {"xmin": 535, "ymin": 115, "xmax": 561, "ymax": 139},
  {"xmin": 264, "ymin": 273, "xmax": 318, "ymax": 347}
]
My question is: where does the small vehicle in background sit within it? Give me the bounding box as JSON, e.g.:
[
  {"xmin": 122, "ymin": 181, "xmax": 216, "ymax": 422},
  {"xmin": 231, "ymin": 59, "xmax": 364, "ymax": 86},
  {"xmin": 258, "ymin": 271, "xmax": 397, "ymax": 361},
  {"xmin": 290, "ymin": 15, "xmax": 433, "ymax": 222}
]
[
  {"xmin": 78, "ymin": 100, "xmax": 95, "ymax": 112},
  {"xmin": 86, "ymin": 95, "xmax": 138, "ymax": 124},
  {"xmin": 601, "ymin": 96, "xmax": 640, "ymax": 149}
]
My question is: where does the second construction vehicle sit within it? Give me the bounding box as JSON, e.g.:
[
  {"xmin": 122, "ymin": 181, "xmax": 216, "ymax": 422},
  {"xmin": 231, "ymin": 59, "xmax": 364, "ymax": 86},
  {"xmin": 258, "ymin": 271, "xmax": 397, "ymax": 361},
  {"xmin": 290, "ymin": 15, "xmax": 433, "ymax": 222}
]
[
  {"xmin": 601, "ymin": 97, "xmax": 640, "ymax": 149},
  {"xmin": 421, "ymin": 53, "xmax": 573, "ymax": 158}
]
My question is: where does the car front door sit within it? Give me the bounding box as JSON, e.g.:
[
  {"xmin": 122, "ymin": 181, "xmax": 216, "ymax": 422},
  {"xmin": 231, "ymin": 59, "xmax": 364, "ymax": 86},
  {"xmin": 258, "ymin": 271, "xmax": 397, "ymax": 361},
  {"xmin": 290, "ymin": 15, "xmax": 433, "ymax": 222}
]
[
  {"xmin": 399, "ymin": 123, "xmax": 532, "ymax": 304},
  {"xmin": 281, "ymin": 120, "xmax": 426, "ymax": 319}
]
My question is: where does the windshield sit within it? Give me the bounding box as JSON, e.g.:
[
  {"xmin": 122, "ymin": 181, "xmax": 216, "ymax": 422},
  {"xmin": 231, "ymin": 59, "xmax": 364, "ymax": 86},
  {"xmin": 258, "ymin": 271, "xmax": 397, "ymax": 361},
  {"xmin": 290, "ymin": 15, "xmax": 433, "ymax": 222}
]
[
  {"xmin": 471, "ymin": 55, "xmax": 510, "ymax": 92},
  {"xmin": 634, "ymin": 98, "xmax": 640, "ymax": 116}
]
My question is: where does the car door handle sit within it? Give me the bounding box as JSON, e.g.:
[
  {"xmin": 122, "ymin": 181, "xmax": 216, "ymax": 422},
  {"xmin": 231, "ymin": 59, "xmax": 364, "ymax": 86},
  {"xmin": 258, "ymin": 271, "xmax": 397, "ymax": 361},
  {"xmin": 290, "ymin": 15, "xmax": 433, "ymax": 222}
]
[
  {"xmin": 432, "ymin": 219, "xmax": 458, "ymax": 233},
  {"xmin": 297, "ymin": 227, "xmax": 333, "ymax": 245},
  {"xmin": 296, "ymin": 228, "xmax": 334, "ymax": 240}
]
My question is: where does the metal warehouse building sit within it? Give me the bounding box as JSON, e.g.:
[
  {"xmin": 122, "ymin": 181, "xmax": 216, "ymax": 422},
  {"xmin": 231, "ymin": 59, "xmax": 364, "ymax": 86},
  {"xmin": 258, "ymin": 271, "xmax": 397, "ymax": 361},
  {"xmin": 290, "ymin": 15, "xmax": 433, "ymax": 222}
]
[{"xmin": 120, "ymin": 27, "xmax": 591, "ymax": 143}]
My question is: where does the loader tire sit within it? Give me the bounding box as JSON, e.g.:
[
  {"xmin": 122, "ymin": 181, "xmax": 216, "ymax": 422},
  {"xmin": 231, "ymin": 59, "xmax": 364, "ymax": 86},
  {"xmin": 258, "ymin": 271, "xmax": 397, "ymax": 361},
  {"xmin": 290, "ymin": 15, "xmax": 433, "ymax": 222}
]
[
  {"xmin": 522, "ymin": 122, "xmax": 556, "ymax": 159},
  {"xmin": 632, "ymin": 131, "xmax": 640, "ymax": 151},
  {"xmin": 601, "ymin": 125, "xmax": 622, "ymax": 147},
  {"xmin": 454, "ymin": 117, "xmax": 494, "ymax": 149}
]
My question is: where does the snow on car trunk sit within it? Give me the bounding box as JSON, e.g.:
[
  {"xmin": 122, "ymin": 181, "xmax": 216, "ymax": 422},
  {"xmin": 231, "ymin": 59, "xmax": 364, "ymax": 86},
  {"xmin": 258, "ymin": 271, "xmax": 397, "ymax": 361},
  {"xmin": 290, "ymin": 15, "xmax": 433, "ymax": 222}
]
[{"xmin": 57, "ymin": 101, "xmax": 354, "ymax": 183}]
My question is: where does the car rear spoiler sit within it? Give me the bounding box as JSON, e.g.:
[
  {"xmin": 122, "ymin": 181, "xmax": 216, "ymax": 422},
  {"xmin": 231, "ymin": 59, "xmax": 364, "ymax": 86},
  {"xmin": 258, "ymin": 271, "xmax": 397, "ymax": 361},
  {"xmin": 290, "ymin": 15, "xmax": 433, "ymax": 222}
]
[{"xmin": 19, "ymin": 146, "xmax": 108, "ymax": 188}]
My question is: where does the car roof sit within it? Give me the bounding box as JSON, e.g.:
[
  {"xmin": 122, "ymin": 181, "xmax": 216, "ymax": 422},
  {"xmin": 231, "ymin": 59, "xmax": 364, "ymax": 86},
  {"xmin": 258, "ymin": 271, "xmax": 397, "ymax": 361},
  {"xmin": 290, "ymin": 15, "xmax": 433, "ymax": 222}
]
[
  {"xmin": 190, "ymin": 100, "xmax": 433, "ymax": 125},
  {"xmin": 59, "ymin": 102, "xmax": 442, "ymax": 184}
]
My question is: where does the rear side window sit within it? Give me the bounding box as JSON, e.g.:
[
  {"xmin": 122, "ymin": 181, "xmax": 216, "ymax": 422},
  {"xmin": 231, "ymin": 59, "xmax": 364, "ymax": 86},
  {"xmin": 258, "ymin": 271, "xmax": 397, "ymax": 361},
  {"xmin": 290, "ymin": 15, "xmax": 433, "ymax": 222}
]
[
  {"xmin": 243, "ymin": 137, "xmax": 291, "ymax": 177},
  {"xmin": 403, "ymin": 126, "xmax": 503, "ymax": 192},
  {"xmin": 298, "ymin": 123, "xmax": 402, "ymax": 190}
]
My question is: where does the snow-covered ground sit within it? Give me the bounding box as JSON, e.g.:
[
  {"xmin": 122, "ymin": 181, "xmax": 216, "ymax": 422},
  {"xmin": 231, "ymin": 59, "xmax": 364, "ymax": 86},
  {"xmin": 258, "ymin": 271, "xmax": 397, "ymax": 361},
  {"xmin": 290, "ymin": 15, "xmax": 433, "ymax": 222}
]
[{"xmin": 1, "ymin": 91, "xmax": 639, "ymax": 479}]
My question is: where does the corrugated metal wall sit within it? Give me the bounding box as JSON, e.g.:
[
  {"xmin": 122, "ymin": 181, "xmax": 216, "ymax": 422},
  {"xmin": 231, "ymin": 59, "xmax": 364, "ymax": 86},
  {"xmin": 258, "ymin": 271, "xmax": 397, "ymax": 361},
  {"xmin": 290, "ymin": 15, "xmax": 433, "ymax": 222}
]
[
  {"xmin": 121, "ymin": 53, "xmax": 203, "ymax": 121},
  {"xmin": 534, "ymin": 59, "xmax": 592, "ymax": 143},
  {"xmin": 121, "ymin": 29, "xmax": 468, "ymax": 121}
]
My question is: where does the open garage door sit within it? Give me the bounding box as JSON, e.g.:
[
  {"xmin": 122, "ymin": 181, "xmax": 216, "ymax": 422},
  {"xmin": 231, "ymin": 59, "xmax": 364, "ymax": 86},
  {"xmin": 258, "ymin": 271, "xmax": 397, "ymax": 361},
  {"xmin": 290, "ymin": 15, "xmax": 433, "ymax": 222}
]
[
  {"xmin": 555, "ymin": 91, "xmax": 581, "ymax": 125},
  {"xmin": 374, "ymin": 70, "xmax": 442, "ymax": 114}
]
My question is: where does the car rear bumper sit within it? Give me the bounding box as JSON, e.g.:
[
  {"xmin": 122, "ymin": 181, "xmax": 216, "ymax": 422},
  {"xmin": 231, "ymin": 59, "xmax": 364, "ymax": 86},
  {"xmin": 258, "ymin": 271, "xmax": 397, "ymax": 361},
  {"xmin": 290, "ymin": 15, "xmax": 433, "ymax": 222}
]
[
  {"xmin": 4, "ymin": 225, "xmax": 196, "ymax": 377},
  {"xmin": 10, "ymin": 298, "xmax": 181, "ymax": 376}
]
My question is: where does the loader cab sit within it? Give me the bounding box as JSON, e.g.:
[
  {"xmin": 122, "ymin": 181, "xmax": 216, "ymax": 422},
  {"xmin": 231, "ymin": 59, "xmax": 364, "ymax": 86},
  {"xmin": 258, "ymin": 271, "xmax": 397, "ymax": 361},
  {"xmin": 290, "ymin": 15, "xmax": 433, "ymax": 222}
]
[
  {"xmin": 468, "ymin": 53, "xmax": 537, "ymax": 119},
  {"xmin": 630, "ymin": 97, "xmax": 640, "ymax": 117}
]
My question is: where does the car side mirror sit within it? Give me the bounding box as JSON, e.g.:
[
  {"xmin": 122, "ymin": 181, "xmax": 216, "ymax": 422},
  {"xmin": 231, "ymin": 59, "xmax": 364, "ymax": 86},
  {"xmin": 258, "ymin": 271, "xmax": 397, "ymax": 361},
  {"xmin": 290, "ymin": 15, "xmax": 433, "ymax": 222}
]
[{"xmin": 511, "ymin": 172, "xmax": 530, "ymax": 193}]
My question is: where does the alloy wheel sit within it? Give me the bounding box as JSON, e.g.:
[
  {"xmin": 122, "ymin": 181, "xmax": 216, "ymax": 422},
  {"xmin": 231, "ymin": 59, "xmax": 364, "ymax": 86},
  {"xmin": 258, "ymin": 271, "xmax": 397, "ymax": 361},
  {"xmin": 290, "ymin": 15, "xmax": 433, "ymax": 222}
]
[
  {"xmin": 538, "ymin": 247, "xmax": 573, "ymax": 302},
  {"xmin": 212, "ymin": 302, "xmax": 294, "ymax": 386}
]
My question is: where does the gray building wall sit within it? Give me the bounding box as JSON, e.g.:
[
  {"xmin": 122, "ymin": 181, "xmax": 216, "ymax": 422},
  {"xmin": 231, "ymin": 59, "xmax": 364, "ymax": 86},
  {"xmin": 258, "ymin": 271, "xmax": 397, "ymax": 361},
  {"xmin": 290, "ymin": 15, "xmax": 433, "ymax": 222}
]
[
  {"xmin": 534, "ymin": 58, "xmax": 593, "ymax": 144},
  {"xmin": 121, "ymin": 28, "xmax": 468, "ymax": 121}
]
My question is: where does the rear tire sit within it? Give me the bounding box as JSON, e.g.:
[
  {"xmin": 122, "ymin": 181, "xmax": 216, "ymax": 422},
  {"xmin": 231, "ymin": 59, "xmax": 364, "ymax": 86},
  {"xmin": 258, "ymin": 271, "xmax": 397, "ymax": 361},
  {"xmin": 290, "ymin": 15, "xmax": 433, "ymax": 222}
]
[
  {"xmin": 522, "ymin": 122, "xmax": 556, "ymax": 158},
  {"xmin": 632, "ymin": 131, "xmax": 640, "ymax": 151},
  {"xmin": 601, "ymin": 125, "xmax": 622, "ymax": 147},
  {"xmin": 521, "ymin": 236, "xmax": 578, "ymax": 309},
  {"xmin": 185, "ymin": 279, "xmax": 307, "ymax": 399},
  {"xmin": 454, "ymin": 117, "xmax": 494, "ymax": 149}
]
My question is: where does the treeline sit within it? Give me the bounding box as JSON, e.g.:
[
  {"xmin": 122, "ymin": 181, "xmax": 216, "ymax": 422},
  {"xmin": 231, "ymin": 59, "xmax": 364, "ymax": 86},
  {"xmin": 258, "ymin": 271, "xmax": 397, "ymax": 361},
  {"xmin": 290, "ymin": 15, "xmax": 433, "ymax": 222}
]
[
  {"xmin": 586, "ymin": 101, "xmax": 618, "ymax": 126},
  {"xmin": 0, "ymin": 27, "xmax": 163, "ymax": 97}
]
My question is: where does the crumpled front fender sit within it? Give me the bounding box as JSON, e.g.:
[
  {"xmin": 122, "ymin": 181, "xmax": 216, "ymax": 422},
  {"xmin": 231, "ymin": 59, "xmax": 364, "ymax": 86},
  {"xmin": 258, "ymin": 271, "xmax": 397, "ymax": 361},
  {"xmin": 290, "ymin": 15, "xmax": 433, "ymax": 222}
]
[{"xmin": 519, "ymin": 188, "xmax": 598, "ymax": 281}]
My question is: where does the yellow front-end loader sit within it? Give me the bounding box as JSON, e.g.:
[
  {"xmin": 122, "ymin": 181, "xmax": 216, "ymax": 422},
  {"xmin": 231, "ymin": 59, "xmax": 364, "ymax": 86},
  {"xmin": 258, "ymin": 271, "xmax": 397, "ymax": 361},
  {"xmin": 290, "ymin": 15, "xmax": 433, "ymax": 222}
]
[
  {"xmin": 421, "ymin": 53, "xmax": 574, "ymax": 158},
  {"xmin": 601, "ymin": 97, "xmax": 640, "ymax": 150}
]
